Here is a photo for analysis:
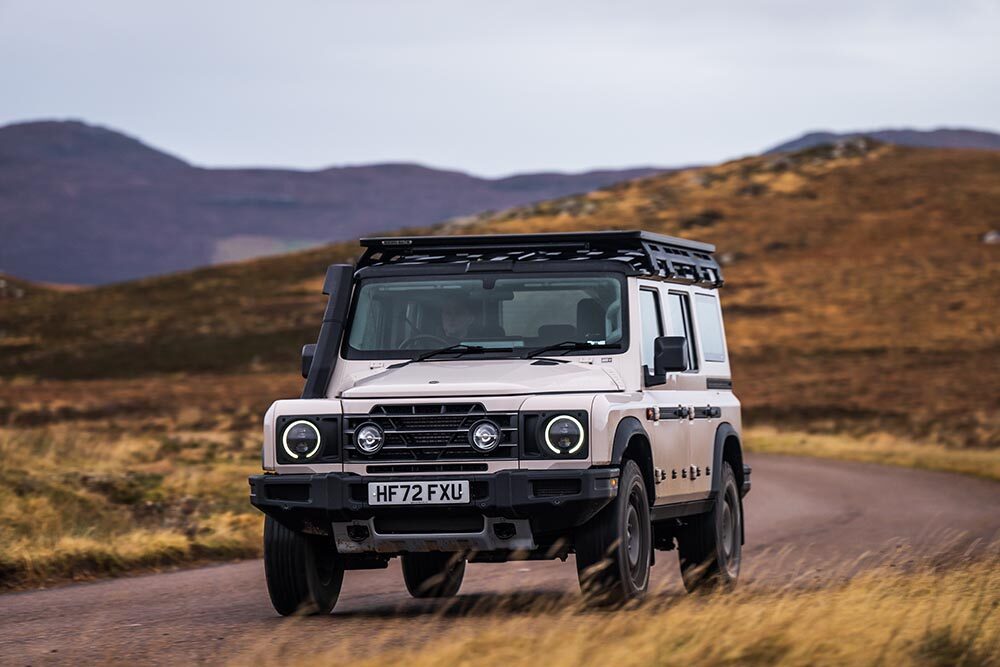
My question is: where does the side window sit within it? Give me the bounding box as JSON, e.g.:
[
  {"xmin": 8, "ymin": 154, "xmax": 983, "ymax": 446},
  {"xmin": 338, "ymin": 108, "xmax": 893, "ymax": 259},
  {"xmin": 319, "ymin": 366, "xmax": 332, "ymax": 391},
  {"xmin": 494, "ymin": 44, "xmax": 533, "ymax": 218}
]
[
  {"xmin": 665, "ymin": 292, "xmax": 698, "ymax": 371},
  {"xmin": 638, "ymin": 288, "xmax": 662, "ymax": 369},
  {"xmin": 694, "ymin": 294, "xmax": 726, "ymax": 362}
]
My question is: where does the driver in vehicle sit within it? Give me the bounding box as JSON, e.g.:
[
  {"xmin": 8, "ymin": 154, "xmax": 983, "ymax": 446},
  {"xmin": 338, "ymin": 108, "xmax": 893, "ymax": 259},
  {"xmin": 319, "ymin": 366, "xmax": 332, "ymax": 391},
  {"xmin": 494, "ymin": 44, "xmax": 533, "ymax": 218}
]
[{"xmin": 440, "ymin": 298, "xmax": 478, "ymax": 341}]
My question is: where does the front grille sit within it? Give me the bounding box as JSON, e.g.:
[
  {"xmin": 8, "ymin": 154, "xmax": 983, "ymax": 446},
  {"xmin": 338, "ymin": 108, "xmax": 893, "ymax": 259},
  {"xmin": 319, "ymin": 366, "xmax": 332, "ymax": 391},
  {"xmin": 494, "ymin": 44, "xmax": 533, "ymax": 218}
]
[
  {"xmin": 395, "ymin": 415, "xmax": 468, "ymax": 430},
  {"xmin": 344, "ymin": 403, "xmax": 518, "ymax": 462},
  {"xmin": 366, "ymin": 463, "xmax": 490, "ymax": 474}
]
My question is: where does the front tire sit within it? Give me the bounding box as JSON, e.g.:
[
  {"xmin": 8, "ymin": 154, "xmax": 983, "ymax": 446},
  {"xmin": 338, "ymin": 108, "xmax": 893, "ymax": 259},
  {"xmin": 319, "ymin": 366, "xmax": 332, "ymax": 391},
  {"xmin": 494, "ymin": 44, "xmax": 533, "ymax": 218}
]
[
  {"xmin": 677, "ymin": 461, "xmax": 742, "ymax": 592},
  {"xmin": 575, "ymin": 459, "xmax": 652, "ymax": 606},
  {"xmin": 263, "ymin": 516, "xmax": 344, "ymax": 616},
  {"xmin": 401, "ymin": 552, "xmax": 466, "ymax": 598}
]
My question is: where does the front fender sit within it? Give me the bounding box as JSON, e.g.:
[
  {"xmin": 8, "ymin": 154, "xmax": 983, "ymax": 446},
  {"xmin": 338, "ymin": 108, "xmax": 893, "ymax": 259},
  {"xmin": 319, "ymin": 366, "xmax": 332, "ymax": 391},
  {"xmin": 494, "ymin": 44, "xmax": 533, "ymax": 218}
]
[{"xmin": 610, "ymin": 416, "xmax": 649, "ymax": 464}]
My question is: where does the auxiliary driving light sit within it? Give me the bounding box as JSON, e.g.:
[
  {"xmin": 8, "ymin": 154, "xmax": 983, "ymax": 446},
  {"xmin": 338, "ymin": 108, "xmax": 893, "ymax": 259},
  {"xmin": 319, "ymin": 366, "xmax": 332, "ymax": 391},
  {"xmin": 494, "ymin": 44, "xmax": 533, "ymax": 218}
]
[
  {"xmin": 354, "ymin": 423, "xmax": 385, "ymax": 454},
  {"xmin": 469, "ymin": 420, "xmax": 501, "ymax": 452},
  {"xmin": 544, "ymin": 415, "xmax": 585, "ymax": 455},
  {"xmin": 281, "ymin": 420, "xmax": 322, "ymax": 460}
]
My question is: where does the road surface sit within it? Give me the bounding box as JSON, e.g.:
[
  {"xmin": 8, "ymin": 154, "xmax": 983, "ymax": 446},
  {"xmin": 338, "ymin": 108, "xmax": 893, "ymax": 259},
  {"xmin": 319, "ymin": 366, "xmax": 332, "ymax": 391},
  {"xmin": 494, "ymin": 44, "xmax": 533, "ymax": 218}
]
[{"xmin": 2, "ymin": 454, "xmax": 998, "ymax": 665}]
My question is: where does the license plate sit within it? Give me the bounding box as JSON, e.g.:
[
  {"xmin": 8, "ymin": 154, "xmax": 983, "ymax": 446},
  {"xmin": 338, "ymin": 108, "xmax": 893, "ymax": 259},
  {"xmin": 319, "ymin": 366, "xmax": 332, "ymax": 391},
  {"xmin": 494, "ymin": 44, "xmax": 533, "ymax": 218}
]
[{"xmin": 368, "ymin": 480, "xmax": 470, "ymax": 506}]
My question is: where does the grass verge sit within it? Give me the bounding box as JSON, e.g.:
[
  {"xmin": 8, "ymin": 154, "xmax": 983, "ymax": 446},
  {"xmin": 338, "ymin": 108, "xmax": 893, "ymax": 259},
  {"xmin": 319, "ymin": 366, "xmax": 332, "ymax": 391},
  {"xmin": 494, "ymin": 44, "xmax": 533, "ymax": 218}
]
[
  {"xmin": 0, "ymin": 426, "xmax": 261, "ymax": 590},
  {"xmin": 746, "ymin": 427, "xmax": 1000, "ymax": 482}
]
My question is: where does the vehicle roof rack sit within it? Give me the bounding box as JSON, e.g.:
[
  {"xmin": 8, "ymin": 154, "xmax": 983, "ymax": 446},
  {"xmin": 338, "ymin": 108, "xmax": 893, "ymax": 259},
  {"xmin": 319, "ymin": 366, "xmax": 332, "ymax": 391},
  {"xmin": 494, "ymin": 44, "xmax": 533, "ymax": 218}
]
[{"xmin": 357, "ymin": 230, "xmax": 724, "ymax": 288}]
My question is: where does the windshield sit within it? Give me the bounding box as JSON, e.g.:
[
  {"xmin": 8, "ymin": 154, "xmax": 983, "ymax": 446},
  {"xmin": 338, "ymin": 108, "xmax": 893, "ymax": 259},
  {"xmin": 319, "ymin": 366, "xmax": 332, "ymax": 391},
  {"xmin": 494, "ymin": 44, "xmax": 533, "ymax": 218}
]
[{"xmin": 345, "ymin": 273, "xmax": 627, "ymax": 359}]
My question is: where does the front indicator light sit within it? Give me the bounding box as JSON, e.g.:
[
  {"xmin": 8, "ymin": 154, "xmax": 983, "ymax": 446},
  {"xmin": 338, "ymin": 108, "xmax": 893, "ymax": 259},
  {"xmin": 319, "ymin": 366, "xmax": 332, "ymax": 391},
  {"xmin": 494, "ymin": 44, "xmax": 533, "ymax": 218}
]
[
  {"xmin": 544, "ymin": 415, "xmax": 585, "ymax": 455},
  {"xmin": 282, "ymin": 420, "xmax": 322, "ymax": 460}
]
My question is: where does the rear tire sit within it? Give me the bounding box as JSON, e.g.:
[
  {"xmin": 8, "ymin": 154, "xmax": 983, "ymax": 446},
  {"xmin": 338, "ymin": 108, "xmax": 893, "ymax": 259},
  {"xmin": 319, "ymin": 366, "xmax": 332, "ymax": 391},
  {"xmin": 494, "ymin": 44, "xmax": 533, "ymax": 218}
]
[
  {"xmin": 263, "ymin": 516, "xmax": 344, "ymax": 616},
  {"xmin": 677, "ymin": 461, "xmax": 742, "ymax": 592},
  {"xmin": 401, "ymin": 552, "xmax": 466, "ymax": 598},
  {"xmin": 575, "ymin": 459, "xmax": 651, "ymax": 606}
]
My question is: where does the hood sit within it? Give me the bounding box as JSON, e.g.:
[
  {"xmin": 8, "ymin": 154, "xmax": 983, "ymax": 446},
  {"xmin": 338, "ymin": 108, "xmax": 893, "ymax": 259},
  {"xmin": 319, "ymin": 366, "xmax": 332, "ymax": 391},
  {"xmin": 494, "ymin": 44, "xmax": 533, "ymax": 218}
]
[{"xmin": 340, "ymin": 359, "xmax": 623, "ymax": 399}]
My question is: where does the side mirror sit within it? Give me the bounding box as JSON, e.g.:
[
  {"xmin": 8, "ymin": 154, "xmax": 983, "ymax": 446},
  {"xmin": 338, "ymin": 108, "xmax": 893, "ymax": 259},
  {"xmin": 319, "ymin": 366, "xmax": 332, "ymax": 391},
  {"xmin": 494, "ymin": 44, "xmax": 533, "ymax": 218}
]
[
  {"xmin": 654, "ymin": 336, "xmax": 689, "ymax": 375},
  {"xmin": 644, "ymin": 336, "xmax": 688, "ymax": 386},
  {"xmin": 301, "ymin": 344, "xmax": 316, "ymax": 379}
]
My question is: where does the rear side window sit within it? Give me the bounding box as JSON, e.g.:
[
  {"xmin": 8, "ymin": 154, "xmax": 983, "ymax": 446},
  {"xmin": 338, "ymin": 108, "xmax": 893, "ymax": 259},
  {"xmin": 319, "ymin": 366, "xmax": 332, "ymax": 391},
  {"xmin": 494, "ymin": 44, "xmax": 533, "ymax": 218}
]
[
  {"xmin": 695, "ymin": 293, "xmax": 726, "ymax": 362},
  {"xmin": 638, "ymin": 288, "xmax": 662, "ymax": 369},
  {"xmin": 665, "ymin": 292, "xmax": 698, "ymax": 372}
]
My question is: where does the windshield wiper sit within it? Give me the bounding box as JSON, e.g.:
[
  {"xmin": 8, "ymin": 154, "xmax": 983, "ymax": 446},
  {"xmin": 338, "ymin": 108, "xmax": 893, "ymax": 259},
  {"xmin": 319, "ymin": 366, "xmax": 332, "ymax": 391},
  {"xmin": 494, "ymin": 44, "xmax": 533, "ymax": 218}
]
[
  {"xmin": 388, "ymin": 343, "xmax": 513, "ymax": 369},
  {"xmin": 525, "ymin": 340, "xmax": 621, "ymax": 359}
]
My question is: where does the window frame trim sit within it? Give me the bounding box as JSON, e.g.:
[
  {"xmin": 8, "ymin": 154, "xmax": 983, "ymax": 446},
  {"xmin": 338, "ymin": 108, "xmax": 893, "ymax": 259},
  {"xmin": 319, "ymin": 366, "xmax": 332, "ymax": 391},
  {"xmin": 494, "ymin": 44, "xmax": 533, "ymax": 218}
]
[
  {"xmin": 638, "ymin": 286, "xmax": 665, "ymax": 370},
  {"xmin": 665, "ymin": 289, "xmax": 700, "ymax": 373}
]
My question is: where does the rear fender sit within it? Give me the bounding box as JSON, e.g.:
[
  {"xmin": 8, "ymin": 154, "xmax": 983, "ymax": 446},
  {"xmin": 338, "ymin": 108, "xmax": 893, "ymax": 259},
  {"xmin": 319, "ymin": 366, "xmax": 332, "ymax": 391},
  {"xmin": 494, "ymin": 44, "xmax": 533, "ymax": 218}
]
[{"xmin": 710, "ymin": 422, "xmax": 747, "ymax": 544}]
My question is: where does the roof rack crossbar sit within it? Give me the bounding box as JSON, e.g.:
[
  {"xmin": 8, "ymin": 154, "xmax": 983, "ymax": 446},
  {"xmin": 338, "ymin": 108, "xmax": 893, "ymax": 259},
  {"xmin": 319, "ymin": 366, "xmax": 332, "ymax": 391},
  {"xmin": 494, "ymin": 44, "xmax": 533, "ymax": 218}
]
[{"xmin": 357, "ymin": 230, "xmax": 724, "ymax": 288}]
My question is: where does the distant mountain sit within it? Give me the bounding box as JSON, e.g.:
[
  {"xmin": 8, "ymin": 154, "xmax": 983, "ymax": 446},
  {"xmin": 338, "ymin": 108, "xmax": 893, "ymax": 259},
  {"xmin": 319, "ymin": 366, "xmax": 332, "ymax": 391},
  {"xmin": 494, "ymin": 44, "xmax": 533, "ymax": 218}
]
[
  {"xmin": 766, "ymin": 127, "xmax": 1000, "ymax": 154},
  {"xmin": 0, "ymin": 120, "xmax": 662, "ymax": 284}
]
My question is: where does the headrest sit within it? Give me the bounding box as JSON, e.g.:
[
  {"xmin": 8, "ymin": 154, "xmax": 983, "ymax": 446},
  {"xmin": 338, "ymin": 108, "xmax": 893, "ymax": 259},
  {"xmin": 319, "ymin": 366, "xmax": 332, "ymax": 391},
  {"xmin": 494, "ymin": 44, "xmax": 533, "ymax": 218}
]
[{"xmin": 576, "ymin": 298, "xmax": 606, "ymax": 340}]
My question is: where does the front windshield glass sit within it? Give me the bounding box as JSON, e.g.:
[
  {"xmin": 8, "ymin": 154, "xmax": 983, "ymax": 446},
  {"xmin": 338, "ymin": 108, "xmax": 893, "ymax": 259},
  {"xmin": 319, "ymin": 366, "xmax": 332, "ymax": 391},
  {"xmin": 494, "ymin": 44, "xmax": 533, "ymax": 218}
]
[{"xmin": 345, "ymin": 273, "xmax": 627, "ymax": 358}]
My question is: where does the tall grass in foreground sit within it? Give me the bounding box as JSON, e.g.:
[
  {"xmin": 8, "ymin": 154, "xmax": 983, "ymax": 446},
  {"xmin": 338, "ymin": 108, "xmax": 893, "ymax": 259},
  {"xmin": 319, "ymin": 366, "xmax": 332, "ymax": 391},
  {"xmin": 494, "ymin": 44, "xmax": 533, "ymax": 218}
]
[{"xmin": 245, "ymin": 556, "xmax": 1000, "ymax": 667}]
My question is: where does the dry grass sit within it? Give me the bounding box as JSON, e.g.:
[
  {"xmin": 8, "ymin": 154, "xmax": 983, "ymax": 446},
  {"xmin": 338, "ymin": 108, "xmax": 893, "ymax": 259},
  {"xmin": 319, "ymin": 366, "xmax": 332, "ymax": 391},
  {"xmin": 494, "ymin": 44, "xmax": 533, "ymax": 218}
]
[
  {"xmin": 239, "ymin": 555, "xmax": 1000, "ymax": 667},
  {"xmin": 746, "ymin": 427, "xmax": 1000, "ymax": 482},
  {"xmin": 0, "ymin": 373, "xmax": 296, "ymax": 588},
  {"xmin": 0, "ymin": 425, "xmax": 262, "ymax": 589}
]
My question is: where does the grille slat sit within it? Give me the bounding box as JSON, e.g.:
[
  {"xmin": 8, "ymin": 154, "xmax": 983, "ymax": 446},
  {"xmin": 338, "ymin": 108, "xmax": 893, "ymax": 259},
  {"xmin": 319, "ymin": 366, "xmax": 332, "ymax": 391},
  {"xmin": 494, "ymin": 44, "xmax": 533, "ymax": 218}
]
[
  {"xmin": 345, "ymin": 403, "xmax": 518, "ymax": 462},
  {"xmin": 345, "ymin": 427, "xmax": 517, "ymax": 435}
]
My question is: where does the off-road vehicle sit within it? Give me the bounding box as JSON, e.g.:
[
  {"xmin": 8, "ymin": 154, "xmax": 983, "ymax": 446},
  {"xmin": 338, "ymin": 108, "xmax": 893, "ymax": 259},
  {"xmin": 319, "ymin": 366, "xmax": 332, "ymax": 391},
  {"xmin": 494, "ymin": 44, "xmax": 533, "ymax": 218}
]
[{"xmin": 249, "ymin": 230, "xmax": 750, "ymax": 614}]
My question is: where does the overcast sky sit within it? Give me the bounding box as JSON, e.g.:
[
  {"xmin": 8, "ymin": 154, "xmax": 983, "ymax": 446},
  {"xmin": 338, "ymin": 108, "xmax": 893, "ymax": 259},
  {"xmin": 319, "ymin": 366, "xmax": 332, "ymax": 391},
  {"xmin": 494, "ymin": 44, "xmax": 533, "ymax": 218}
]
[{"xmin": 1, "ymin": 0, "xmax": 997, "ymax": 176}]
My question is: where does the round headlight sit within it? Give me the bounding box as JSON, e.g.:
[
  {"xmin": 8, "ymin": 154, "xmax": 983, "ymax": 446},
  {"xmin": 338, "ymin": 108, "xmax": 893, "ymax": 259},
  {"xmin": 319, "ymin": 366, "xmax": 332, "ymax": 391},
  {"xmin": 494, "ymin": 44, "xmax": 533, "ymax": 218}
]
[
  {"xmin": 282, "ymin": 420, "xmax": 322, "ymax": 460},
  {"xmin": 469, "ymin": 420, "xmax": 501, "ymax": 452},
  {"xmin": 544, "ymin": 415, "xmax": 585, "ymax": 455},
  {"xmin": 354, "ymin": 423, "xmax": 385, "ymax": 454}
]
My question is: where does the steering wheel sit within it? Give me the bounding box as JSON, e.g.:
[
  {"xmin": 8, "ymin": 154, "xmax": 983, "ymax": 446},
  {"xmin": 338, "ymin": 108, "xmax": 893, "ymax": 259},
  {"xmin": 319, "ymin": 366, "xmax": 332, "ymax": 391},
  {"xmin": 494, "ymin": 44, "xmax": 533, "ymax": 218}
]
[{"xmin": 399, "ymin": 334, "xmax": 451, "ymax": 349}]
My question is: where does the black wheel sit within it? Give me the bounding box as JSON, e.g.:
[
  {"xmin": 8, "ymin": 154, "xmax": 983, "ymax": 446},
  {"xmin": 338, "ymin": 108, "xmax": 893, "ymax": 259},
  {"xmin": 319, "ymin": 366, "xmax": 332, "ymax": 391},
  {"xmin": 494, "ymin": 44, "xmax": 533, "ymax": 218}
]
[
  {"xmin": 401, "ymin": 552, "xmax": 466, "ymax": 598},
  {"xmin": 263, "ymin": 516, "xmax": 344, "ymax": 616},
  {"xmin": 575, "ymin": 459, "xmax": 651, "ymax": 606},
  {"xmin": 677, "ymin": 461, "xmax": 742, "ymax": 592}
]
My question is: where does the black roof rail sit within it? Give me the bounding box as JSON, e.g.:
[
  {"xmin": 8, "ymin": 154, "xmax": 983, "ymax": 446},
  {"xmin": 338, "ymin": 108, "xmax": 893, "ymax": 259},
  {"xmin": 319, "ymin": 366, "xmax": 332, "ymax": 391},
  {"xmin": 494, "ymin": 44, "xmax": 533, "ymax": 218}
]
[{"xmin": 357, "ymin": 230, "xmax": 724, "ymax": 288}]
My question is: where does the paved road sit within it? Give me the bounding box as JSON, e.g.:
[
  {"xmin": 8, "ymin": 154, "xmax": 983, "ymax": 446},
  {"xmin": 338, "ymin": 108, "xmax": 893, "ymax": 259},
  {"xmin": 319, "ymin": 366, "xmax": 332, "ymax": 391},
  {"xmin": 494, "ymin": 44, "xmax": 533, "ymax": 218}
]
[{"xmin": 2, "ymin": 454, "xmax": 999, "ymax": 665}]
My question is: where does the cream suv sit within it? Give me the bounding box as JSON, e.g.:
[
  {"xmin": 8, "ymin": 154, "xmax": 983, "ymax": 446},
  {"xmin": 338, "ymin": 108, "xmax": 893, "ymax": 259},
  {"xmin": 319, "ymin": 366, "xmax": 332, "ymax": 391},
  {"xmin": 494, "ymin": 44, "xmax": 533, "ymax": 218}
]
[{"xmin": 249, "ymin": 230, "xmax": 750, "ymax": 614}]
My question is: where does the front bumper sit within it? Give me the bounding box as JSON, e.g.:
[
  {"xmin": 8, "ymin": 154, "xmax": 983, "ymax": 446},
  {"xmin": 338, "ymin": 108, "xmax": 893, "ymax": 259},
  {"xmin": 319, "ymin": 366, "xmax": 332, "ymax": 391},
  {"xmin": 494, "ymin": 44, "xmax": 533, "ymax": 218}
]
[{"xmin": 249, "ymin": 467, "xmax": 619, "ymax": 545}]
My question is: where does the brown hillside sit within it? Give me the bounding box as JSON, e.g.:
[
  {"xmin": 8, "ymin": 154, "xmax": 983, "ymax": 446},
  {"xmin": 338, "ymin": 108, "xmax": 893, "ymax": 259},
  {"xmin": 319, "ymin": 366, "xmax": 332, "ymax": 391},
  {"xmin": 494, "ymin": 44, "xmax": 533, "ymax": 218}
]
[{"xmin": 1, "ymin": 143, "xmax": 998, "ymax": 447}]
